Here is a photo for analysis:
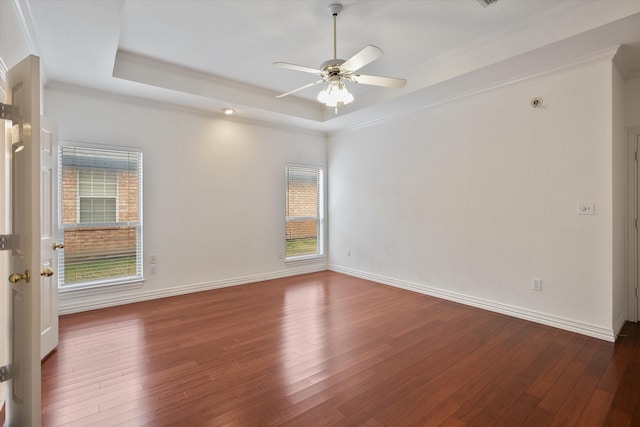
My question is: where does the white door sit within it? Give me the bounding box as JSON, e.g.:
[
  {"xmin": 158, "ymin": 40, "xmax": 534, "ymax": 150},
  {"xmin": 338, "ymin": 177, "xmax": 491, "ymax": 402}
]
[
  {"xmin": 6, "ymin": 54, "xmax": 42, "ymax": 427},
  {"xmin": 40, "ymin": 117, "xmax": 59, "ymax": 359}
]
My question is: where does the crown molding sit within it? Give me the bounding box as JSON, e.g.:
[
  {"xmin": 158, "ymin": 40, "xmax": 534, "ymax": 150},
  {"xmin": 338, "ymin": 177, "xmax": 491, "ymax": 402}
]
[
  {"xmin": 0, "ymin": 57, "xmax": 7, "ymax": 83},
  {"xmin": 417, "ymin": 1, "xmax": 575, "ymax": 72},
  {"xmin": 113, "ymin": 49, "xmax": 323, "ymax": 124},
  {"xmin": 331, "ymin": 45, "xmax": 622, "ymax": 137},
  {"xmin": 46, "ymin": 81, "xmax": 327, "ymax": 138},
  {"xmin": 613, "ymin": 44, "xmax": 640, "ymax": 81},
  {"xmin": 13, "ymin": 0, "xmax": 40, "ymax": 55}
]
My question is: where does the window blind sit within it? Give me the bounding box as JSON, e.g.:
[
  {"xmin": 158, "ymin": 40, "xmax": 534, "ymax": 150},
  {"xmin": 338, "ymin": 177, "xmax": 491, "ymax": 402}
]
[
  {"xmin": 59, "ymin": 144, "xmax": 143, "ymax": 288},
  {"xmin": 78, "ymin": 169, "xmax": 118, "ymax": 222},
  {"xmin": 285, "ymin": 165, "xmax": 322, "ymax": 259}
]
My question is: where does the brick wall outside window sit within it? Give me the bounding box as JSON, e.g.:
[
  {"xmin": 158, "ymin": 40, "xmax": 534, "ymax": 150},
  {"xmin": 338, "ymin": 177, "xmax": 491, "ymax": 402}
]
[
  {"xmin": 61, "ymin": 167, "xmax": 138, "ymax": 261},
  {"xmin": 286, "ymin": 181, "xmax": 318, "ymax": 239}
]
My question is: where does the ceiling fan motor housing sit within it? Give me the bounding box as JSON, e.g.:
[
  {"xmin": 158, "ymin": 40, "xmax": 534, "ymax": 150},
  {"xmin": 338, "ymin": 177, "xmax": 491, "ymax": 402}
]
[{"xmin": 321, "ymin": 59, "xmax": 346, "ymax": 80}]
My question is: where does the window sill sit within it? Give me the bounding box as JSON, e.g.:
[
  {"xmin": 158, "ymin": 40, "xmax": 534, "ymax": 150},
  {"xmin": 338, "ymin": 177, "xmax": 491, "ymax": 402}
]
[
  {"xmin": 58, "ymin": 277, "xmax": 145, "ymax": 299},
  {"xmin": 285, "ymin": 254, "xmax": 326, "ymax": 264}
]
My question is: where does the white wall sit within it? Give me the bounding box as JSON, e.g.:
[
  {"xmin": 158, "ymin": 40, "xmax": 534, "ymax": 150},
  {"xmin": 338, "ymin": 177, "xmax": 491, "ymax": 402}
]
[
  {"xmin": 328, "ymin": 59, "xmax": 617, "ymax": 340},
  {"xmin": 45, "ymin": 86, "xmax": 327, "ymax": 312}
]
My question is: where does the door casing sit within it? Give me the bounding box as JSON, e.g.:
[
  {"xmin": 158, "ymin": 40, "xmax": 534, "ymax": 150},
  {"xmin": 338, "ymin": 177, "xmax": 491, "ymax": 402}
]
[{"xmin": 628, "ymin": 129, "xmax": 640, "ymax": 324}]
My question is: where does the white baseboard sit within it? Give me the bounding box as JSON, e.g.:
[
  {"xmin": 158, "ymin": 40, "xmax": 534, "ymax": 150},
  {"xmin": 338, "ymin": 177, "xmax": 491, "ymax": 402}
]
[
  {"xmin": 329, "ymin": 265, "xmax": 616, "ymax": 342},
  {"xmin": 613, "ymin": 309, "xmax": 628, "ymax": 340},
  {"xmin": 59, "ymin": 262, "xmax": 619, "ymax": 342},
  {"xmin": 58, "ymin": 264, "xmax": 327, "ymax": 315}
]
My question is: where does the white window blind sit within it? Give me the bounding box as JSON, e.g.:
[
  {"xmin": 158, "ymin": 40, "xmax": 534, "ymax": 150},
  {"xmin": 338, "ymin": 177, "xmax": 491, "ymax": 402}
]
[
  {"xmin": 285, "ymin": 164, "xmax": 323, "ymax": 260},
  {"xmin": 59, "ymin": 144, "xmax": 143, "ymax": 288},
  {"xmin": 79, "ymin": 169, "xmax": 117, "ymax": 223}
]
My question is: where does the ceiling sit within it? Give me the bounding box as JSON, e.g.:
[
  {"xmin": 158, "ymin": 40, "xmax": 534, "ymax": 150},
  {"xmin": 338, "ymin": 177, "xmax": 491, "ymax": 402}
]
[{"xmin": 20, "ymin": 0, "xmax": 640, "ymax": 132}]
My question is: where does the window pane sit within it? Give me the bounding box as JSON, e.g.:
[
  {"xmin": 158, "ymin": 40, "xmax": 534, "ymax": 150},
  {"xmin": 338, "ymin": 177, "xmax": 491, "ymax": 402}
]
[
  {"xmin": 79, "ymin": 169, "xmax": 117, "ymax": 197},
  {"xmin": 286, "ymin": 220, "xmax": 318, "ymax": 257},
  {"xmin": 59, "ymin": 144, "xmax": 142, "ymax": 288},
  {"xmin": 286, "ymin": 167, "xmax": 318, "ymax": 218},
  {"xmin": 285, "ymin": 165, "xmax": 322, "ymax": 259},
  {"xmin": 61, "ymin": 226, "xmax": 138, "ymax": 284},
  {"xmin": 79, "ymin": 198, "xmax": 116, "ymax": 223}
]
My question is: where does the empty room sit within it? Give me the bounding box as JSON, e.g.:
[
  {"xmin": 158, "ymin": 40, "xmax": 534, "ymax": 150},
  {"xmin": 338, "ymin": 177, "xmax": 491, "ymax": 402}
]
[{"xmin": 1, "ymin": 0, "xmax": 640, "ymax": 425}]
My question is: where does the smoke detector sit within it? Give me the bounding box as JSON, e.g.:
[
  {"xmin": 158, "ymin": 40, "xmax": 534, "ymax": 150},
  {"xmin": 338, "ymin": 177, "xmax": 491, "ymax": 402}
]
[{"xmin": 476, "ymin": 0, "xmax": 498, "ymax": 7}]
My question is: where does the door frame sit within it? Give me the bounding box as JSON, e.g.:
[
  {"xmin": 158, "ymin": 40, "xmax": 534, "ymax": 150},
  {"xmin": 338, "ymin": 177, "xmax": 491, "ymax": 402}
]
[
  {"xmin": 0, "ymin": 57, "xmax": 9, "ymax": 426},
  {"xmin": 628, "ymin": 128, "xmax": 640, "ymax": 323}
]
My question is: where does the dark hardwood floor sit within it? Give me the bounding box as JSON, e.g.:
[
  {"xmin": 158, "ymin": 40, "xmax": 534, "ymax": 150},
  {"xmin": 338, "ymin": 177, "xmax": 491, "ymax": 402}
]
[{"xmin": 41, "ymin": 271, "xmax": 640, "ymax": 426}]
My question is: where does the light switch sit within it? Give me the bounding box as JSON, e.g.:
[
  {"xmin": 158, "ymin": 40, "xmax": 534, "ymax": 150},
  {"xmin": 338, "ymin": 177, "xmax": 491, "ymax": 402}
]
[{"xmin": 577, "ymin": 201, "xmax": 595, "ymax": 215}]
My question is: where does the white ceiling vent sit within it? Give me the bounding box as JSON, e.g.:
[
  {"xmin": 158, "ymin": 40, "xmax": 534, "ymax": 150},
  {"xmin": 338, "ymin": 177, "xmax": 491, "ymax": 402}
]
[{"xmin": 476, "ymin": 0, "xmax": 498, "ymax": 7}]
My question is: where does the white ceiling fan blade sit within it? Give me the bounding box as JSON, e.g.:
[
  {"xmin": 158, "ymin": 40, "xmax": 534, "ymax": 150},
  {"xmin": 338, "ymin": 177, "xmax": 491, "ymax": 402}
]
[
  {"xmin": 276, "ymin": 80, "xmax": 325, "ymax": 99},
  {"xmin": 273, "ymin": 62, "xmax": 322, "ymax": 75},
  {"xmin": 341, "ymin": 45, "xmax": 384, "ymax": 73},
  {"xmin": 350, "ymin": 73, "xmax": 406, "ymax": 88}
]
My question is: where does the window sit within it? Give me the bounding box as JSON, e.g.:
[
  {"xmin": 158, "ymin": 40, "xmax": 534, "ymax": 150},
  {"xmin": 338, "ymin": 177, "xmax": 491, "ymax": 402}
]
[
  {"xmin": 59, "ymin": 143, "xmax": 143, "ymax": 288},
  {"xmin": 285, "ymin": 164, "xmax": 323, "ymax": 260}
]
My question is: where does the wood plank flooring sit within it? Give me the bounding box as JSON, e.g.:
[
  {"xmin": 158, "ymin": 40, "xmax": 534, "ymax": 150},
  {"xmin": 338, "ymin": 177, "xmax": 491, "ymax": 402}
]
[{"xmin": 41, "ymin": 271, "xmax": 640, "ymax": 426}]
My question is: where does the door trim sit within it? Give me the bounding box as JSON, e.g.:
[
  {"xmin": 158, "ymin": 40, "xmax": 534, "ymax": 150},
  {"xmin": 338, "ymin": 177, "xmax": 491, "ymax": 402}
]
[
  {"xmin": 0, "ymin": 55, "xmax": 9, "ymax": 427},
  {"xmin": 628, "ymin": 128, "xmax": 640, "ymax": 323}
]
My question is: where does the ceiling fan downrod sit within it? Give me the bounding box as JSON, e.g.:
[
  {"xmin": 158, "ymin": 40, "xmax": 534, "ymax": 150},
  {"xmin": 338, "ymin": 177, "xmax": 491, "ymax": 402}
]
[{"xmin": 329, "ymin": 4, "xmax": 343, "ymax": 61}]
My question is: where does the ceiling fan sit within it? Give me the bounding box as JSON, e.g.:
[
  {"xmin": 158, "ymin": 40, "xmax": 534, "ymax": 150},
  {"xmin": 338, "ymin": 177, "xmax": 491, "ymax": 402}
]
[{"xmin": 273, "ymin": 3, "xmax": 406, "ymax": 113}]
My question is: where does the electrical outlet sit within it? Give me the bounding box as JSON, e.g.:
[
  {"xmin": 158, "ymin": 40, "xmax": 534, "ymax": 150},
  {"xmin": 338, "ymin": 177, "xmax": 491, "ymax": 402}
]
[
  {"xmin": 150, "ymin": 264, "xmax": 157, "ymax": 275},
  {"xmin": 150, "ymin": 254, "xmax": 157, "ymax": 265},
  {"xmin": 531, "ymin": 278, "xmax": 542, "ymax": 291},
  {"xmin": 346, "ymin": 248, "xmax": 351, "ymax": 257}
]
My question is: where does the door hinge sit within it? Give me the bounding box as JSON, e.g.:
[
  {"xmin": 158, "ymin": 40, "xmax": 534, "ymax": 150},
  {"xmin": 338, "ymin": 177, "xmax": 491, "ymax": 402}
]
[
  {"xmin": 0, "ymin": 234, "xmax": 12, "ymax": 251},
  {"xmin": 0, "ymin": 365, "xmax": 10, "ymax": 383},
  {"xmin": 0, "ymin": 102, "xmax": 21, "ymax": 122}
]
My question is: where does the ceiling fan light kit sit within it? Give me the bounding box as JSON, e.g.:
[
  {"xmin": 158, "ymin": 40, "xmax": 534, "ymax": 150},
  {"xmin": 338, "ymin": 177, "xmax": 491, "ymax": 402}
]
[
  {"xmin": 317, "ymin": 80, "xmax": 354, "ymax": 108},
  {"xmin": 273, "ymin": 2, "xmax": 406, "ymax": 114}
]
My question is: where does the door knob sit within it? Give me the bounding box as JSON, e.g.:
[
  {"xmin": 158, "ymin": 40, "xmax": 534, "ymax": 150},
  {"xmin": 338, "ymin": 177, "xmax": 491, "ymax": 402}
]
[
  {"xmin": 8, "ymin": 270, "xmax": 30, "ymax": 283},
  {"xmin": 53, "ymin": 242, "xmax": 64, "ymax": 250},
  {"xmin": 41, "ymin": 268, "xmax": 54, "ymax": 277}
]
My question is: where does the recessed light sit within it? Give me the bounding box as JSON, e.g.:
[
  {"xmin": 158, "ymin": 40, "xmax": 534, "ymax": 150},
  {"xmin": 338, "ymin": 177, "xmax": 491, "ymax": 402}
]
[{"xmin": 222, "ymin": 108, "xmax": 235, "ymax": 115}]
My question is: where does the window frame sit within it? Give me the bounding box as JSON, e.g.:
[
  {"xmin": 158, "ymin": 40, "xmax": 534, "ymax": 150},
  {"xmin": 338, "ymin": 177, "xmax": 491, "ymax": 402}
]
[
  {"xmin": 58, "ymin": 140, "xmax": 144, "ymax": 291},
  {"xmin": 285, "ymin": 163, "xmax": 325, "ymax": 262}
]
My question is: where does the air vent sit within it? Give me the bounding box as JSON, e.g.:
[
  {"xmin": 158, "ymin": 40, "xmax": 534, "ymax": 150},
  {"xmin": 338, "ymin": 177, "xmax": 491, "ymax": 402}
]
[{"xmin": 476, "ymin": 0, "xmax": 498, "ymax": 7}]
